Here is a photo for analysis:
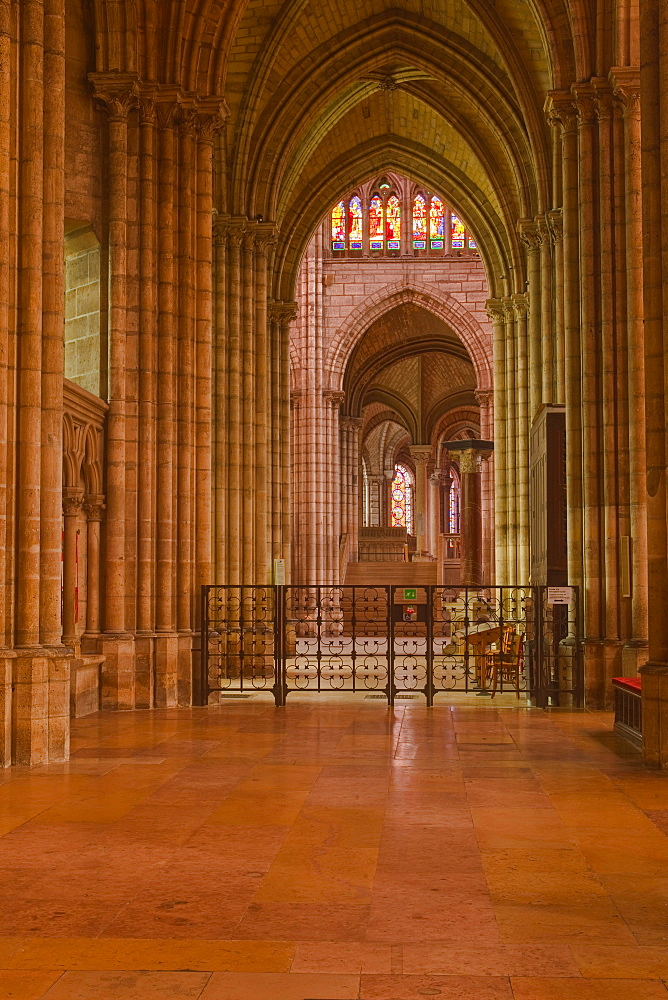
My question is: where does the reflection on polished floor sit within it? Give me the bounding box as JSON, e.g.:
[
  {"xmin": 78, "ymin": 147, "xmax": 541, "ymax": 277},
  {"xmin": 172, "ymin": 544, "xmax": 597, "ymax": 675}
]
[{"xmin": 0, "ymin": 698, "xmax": 667, "ymax": 999}]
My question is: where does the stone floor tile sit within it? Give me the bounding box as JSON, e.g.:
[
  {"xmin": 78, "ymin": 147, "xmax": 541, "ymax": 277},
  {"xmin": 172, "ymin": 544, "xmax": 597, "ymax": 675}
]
[
  {"xmin": 40, "ymin": 971, "xmax": 211, "ymax": 999},
  {"xmin": 291, "ymin": 941, "xmax": 394, "ymax": 973},
  {"xmin": 401, "ymin": 943, "xmax": 580, "ymax": 976},
  {"xmin": 358, "ymin": 973, "xmax": 513, "ymax": 998},
  {"xmin": 0, "ymin": 971, "xmax": 63, "ymax": 999},
  {"xmin": 509, "ymin": 977, "xmax": 668, "ymax": 999},
  {"xmin": 199, "ymin": 971, "xmax": 360, "ymax": 999}
]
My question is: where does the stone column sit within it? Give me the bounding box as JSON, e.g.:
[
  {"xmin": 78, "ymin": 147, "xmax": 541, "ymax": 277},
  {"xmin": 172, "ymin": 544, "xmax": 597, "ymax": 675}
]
[
  {"xmin": 445, "ymin": 442, "xmax": 493, "ymax": 587},
  {"xmin": 546, "ymin": 93, "xmax": 584, "ymax": 598},
  {"xmin": 83, "ymin": 496, "xmax": 105, "ymax": 638},
  {"xmin": 502, "ymin": 299, "xmax": 518, "ymax": 582},
  {"xmin": 91, "ymin": 78, "xmax": 138, "ymax": 710},
  {"xmin": 62, "ymin": 491, "xmax": 83, "ymax": 647},
  {"xmin": 614, "ymin": 71, "xmax": 649, "ymax": 670},
  {"xmin": 409, "ymin": 446, "xmax": 432, "ymax": 558},
  {"xmin": 475, "ymin": 389, "xmax": 494, "ymax": 583},
  {"xmin": 547, "ymin": 209, "xmax": 565, "ymax": 403},
  {"xmin": 340, "ymin": 416, "xmax": 362, "ymax": 566},
  {"xmin": 517, "ymin": 221, "xmax": 542, "ymax": 419},
  {"xmin": 513, "ymin": 293, "xmax": 530, "ymax": 583},
  {"xmin": 486, "ymin": 301, "xmax": 506, "ymax": 584},
  {"xmin": 638, "ymin": 0, "xmax": 668, "ymax": 764},
  {"xmin": 574, "ymin": 84, "xmax": 605, "ymax": 699}
]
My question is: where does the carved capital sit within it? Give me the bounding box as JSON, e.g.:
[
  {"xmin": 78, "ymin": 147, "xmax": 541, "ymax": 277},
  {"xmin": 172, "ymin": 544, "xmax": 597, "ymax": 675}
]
[
  {"xmin": 544, "ymin": 91, "xmax": 578, "ymax": 133},
  {"xmin": 62, "ymin": 491, "xmax": 84, "ymax": 516},
  {"xmin": 512, "ymin": 293, "xmax": 529, "ymax": 320},
  {"xmin": 83, "ymin": 495, "xmax": 106, "ymax": 521},
  {"xmin": 255, "ymin": 223, "xmax": 278, "ymax": 258},
  {"xmin": 138, "ymin": 95, "xmax": 157, "ymax": 126},
  {"xmin": 155, "ymin": 100, "xmax": 180, "ymax": 130},
  {"xmin": 572, "ymin": 84, "xmax": 598, "ymax": 127},
  {"xmin": 611, "ymin": 67, "xmax": 641, "ymax": 120},
  {"xmin": 323, "ymin": 390, "xmax": 346, "ymax": 409},
  {"xmin": 178, "ymin": 106, "xmax": 199, "ymax": 138},
  {"xmin": 268, "ymin": 300, "xmax": 298, "ymax": 327},
  {"xmin": 459, "ymin": 449, "xmax": 482, "ymax": 475},
  {"xmin": 409, "ymin": 445, "xmax": 432, "ymax": 465},
  {"xmin": 88, "ymin": 73, "xmax": 140, "ymax": 121},
  {"xmin": 593, "ymin": 86, "xmax": 613, "ymax": 123},
  {"xmin": 547, "ymin": 208, "xmax": 563, "ymax": 244},
  {"xmin": 517, "ymin": 218, "xmax": 542, "ymax": 254},
  {"xmin": 474, "ymin": 388, "xmax": 493, "ymax": 408},
  {"xmin": 213, "ymin": 215, "xmax": 230, "ymax": 248},
  {"xmin": 485, "ymin": 297, "xmax": 505, "ymax": 326},
  {"xmin": 195, "ymin": 98, "xmax": 229, "ymax": 141},
  {"xmin": 340, "ymin": 415, "xmax": 363, "ymax": 433}
]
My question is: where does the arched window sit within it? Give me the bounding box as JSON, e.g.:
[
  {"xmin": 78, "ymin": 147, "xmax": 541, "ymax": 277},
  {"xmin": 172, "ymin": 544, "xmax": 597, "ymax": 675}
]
[
  {"xmin": 449, "ymin": 469, "xmax": 461, "ymax": 533},
  {"xmin": 386, "ymin": 195, "xmax": 401, "ymax": 248},
  {"xmin": 331, "ymin": 201, "xmax": 346, "ymax": 249},
  {"xmin": 369, "ymin": 195, "xmax": 384, "ymax": 249},
  {"xmin": 348, "ymin": 196, "xmax": 363, "ymax": 249},
  {"xmin": 451, "ymin": 213, "xmax": 466, "ymax": 249},
  {"xmin": 391, "ymin": 464, "xmax": 414, "ymax": 535},
  {"xmin": 412, "ymin": 194, "xmax": 427, "ymax": 248},
  {"xmin": 430, "ymin": 196, "xmax": 445, "ymax": 249}
]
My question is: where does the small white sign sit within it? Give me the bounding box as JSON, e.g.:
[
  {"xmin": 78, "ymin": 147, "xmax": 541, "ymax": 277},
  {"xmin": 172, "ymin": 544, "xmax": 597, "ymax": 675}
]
[
  {"xmin": 547, "ymin": 586, "xmax": 572, "ymax": 605},
  {"xmin": 273, "ymin": 558, "xmax": 286, "ymax": 585}
]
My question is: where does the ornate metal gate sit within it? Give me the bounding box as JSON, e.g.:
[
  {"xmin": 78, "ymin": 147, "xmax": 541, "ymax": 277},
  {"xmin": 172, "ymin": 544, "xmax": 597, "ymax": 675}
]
[{"xmin": 200, "ymin": 585, "xmax": 583, "ymax": 707}]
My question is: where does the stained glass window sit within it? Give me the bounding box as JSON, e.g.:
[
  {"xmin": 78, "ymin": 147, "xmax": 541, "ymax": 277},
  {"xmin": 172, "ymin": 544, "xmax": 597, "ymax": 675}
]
[
  {"xmin": 468, "ymin": 234, "xmax": 477, "ymax": 250},
  {"xmin": 449, "ymin": 473, "xmax": 460, "ymax": 533},
  {"xmin": 386, "ymin": 195, "xmax": 401, "ymax": 249},
  {"xmin": 391, "ymin": 464, "xmax": 414, "ymax": 534},
  {"xmin": 369, "ymin": 195, "xmax": 384, "ymax": 249},
  {"xmin": 451, "ymin": 213, "xmax": 466, "ymax": 249},
  {"xmin": 331, "ymin": 201, "xmax": 346, "ymax": 250},
  {"xmin": 348, "ymin": 196, "xmax": 363, "ymax": 249},
  {"xmin": 430, "ymin": 196, "xmax": 445, "ymax": 249},
  {"xmin": 413, "ymin": 194, "xmax": 426, "ymax": 248}
]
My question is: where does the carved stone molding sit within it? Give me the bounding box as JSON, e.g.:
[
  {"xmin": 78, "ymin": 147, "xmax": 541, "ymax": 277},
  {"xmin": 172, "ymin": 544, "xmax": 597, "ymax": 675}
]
[{"xmin": 547, "ymin": 208, "xmax": 563, "ymax": 244}]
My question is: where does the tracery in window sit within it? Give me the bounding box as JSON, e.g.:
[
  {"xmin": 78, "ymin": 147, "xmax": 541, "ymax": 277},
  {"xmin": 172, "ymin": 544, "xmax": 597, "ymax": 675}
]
[
  {"xmin": 430, "ymin": 196, "xmax": 445, "ymax": 249},
  {"xmin": 386, "ymin": 195, "xmax": 401, "ymax": 249},
  {"xmin": 332, "ymin": 201, "xmax": 346, "ymax": 250},
  {"xmin": 449, "ymin": 470, "xmax": 461, "ymax": 533},
  {"xmin": 391, "ymin": 464, "xmax": 414, "ymax": 535},
  {"xmin": 349, "ymin": 196, "xmax": 363, "ymax": 249},
  {"xmin": 413, "ymin": 194, "xmax": 427, "ymax": 248},
  {"xmin": 369, "ymin": 195, "xmax": 384, "ymax": 249}
]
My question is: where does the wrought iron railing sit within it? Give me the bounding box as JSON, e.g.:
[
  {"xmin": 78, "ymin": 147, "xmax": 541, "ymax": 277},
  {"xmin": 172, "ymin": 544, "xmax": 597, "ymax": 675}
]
[{"xmin": 199, "ymin": 585, "xmax": 583, "ymax": 708}]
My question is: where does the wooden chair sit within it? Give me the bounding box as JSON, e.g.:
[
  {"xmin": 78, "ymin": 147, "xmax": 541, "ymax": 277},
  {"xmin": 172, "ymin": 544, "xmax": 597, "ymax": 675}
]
[{"xmin": 486, "ymin": 627, "xmax": 524, "ymax": 698}]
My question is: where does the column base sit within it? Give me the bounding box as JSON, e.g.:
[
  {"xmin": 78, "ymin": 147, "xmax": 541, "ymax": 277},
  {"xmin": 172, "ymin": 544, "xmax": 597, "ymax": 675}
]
[
  {"xmin": 134, "ymin": 633, "xmax": 156, "ymax": 709},
  {"xmin": 583, "ymin": 639, "xmax": 625, "ymax": 709},
  {"xmin": 622, "ymin": 640, "xmax": 649, "ymax": 674},
  {"xmin": 155, "ymin": 633, "xmax": 179, "ymax": 708},
  {"xmin": 178, "ymin": 631, "xmax": 194, "ymax": 707},
  {"xmin": 12, "ymin": 647, "xmax": 71, "ymax": 765},
  {"xmin": 99, "ymin": 634, "xmax": 137, "ymax": 710},
  {"xmin": 0, "ymin": 651, "xmax": 15, "ymax": 767},
  {"xmin": 639, "ymin": 662, "xmax": 668, "ymax": 768}
]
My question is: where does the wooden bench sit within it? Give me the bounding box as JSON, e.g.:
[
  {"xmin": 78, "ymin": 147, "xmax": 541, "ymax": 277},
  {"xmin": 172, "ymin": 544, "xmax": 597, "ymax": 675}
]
[{"xmin": 612, "ymin": 676, "xmax": 642, "ymax": 748}]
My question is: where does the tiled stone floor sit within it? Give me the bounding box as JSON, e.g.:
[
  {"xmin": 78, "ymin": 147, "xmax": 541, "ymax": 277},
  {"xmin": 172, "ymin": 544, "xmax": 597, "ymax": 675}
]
[{"xmin": 0, "ymin": 696, "xmax": 667, "ymax": 999}]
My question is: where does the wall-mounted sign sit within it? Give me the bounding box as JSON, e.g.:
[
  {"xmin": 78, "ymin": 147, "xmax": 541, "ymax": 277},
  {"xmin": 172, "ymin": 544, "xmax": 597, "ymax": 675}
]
[
  {"xmin": 403, "ymin": 588, "xmax": 417, "ymax": 601},
  {"xmin": 547, "ymin": 586, "xmax": 572, "ymax": 605},
  {"xmin": 273, "ymin": 559, "xmax": 286, "ymax": 585}
]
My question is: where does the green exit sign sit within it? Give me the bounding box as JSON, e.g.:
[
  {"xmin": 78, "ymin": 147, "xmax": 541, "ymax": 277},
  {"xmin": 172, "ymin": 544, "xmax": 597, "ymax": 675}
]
[{"xmin": 404, "ymin": 588, "xmax": 417, "ymax": 600}]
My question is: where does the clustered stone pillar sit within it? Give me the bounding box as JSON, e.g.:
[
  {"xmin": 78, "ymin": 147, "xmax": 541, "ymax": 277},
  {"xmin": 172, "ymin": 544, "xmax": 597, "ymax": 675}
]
[
  {"xmin": 539, "ymin": 75, "xmax": 648, "ymax": 706},
  {"xmin": 90, "ymin": 74, "xmax": 226, "ymax": 711},
  {"xmin": 0, "ymin": 0, "xmax": 70, "ymax": 765},
  {"xmin": 212, "ymin": 214, "xmax": 295, "ymax": 586},
  {"xmin": 638, "ymin": 2, "xmax": 668, "ymax": 764}
]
